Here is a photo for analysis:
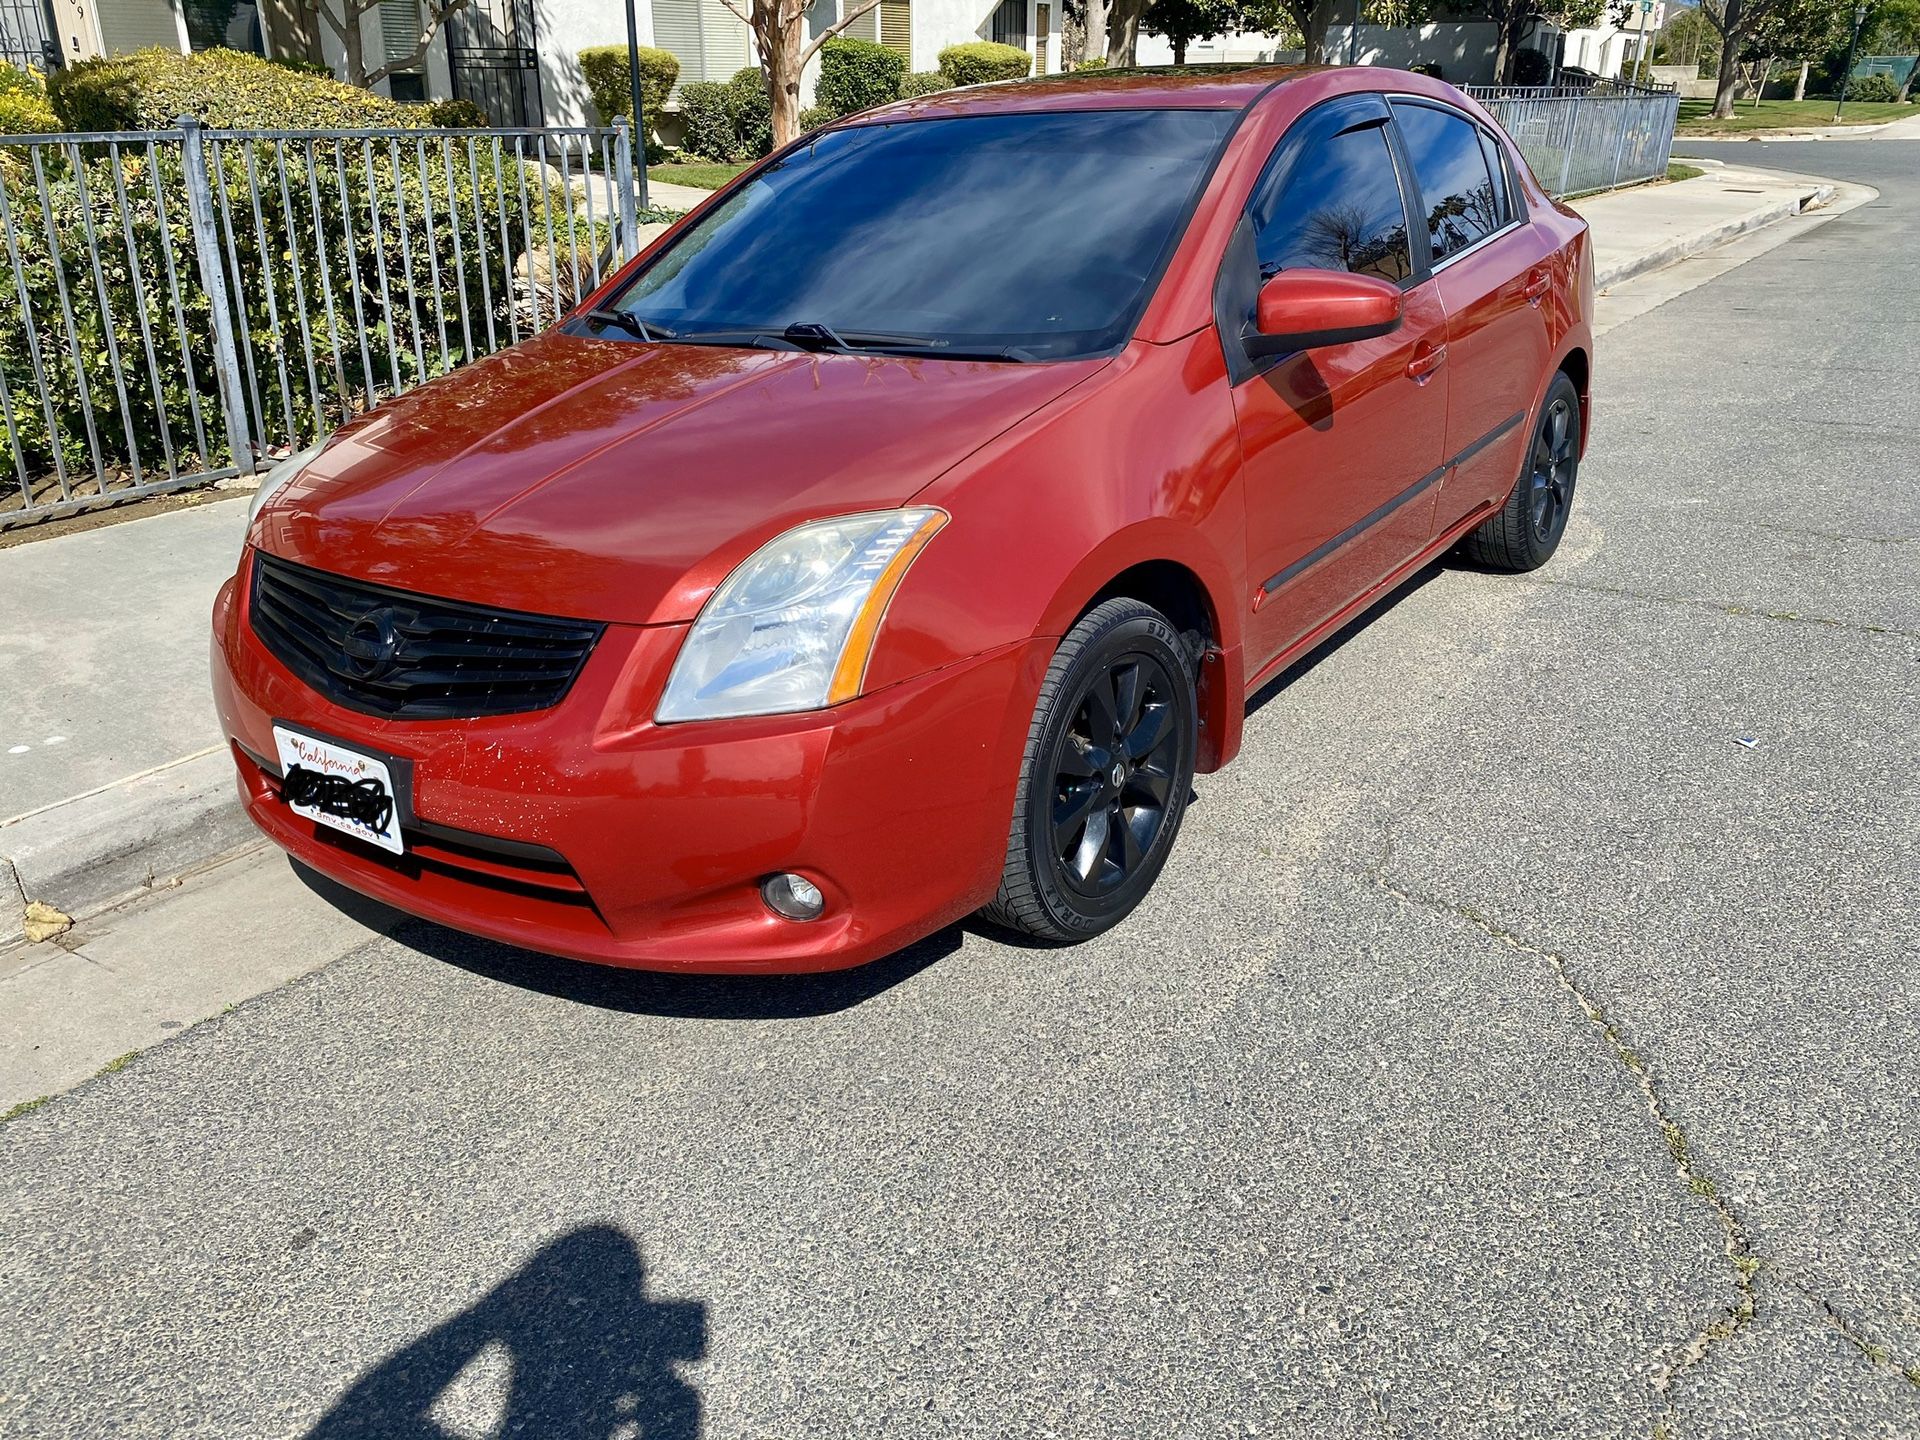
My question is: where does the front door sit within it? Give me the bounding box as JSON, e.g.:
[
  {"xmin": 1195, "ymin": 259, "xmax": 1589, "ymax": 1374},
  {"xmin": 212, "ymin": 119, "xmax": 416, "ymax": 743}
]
[
  {"xmin": 1222, "ymin": 96, "xmax": 1450, "ymax": 674},
  {"xmin": 447, "ymin": 0, "xmax": 544, "ymax": 128}
]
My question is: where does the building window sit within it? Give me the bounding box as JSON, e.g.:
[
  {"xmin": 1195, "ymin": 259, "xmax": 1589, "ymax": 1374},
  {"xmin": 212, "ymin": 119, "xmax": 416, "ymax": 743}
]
[
  {"xmin": 380, "ymin": 0, "xmax": 423, "ymax": 67},
  {"xmin": 879, "ymin": 0, "xmax": 910, "ymax": 56},
  {"xmin": 989, "ymin": 0, "xmax": 1026, "ymax": 49},
  {"xmin": 652, "ymin": 0, "xmax": 751, "ymax": 88}
]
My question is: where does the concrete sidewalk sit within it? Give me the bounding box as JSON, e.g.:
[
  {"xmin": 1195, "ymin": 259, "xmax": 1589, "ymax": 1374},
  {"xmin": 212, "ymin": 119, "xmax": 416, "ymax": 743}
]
[
  {"xmin": 0, "ymin": 158, "xmax": 1857, "ymax": 943},
  {"xmin": 1569, "ymin": 162, "xmax": 1840, "ymax": 287}
]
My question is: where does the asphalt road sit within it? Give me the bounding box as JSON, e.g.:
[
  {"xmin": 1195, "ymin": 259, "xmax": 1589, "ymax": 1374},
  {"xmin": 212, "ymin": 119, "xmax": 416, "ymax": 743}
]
[{"xmin": 2, "ymin": 141, "xmax": 1916, "ymax": 1440}]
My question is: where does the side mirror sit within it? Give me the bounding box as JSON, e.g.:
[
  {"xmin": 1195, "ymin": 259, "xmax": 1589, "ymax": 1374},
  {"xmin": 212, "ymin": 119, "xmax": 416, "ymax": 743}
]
[{"xmin": 1245, "ymin": 269, "xmax": 1404, "ymax": 358}]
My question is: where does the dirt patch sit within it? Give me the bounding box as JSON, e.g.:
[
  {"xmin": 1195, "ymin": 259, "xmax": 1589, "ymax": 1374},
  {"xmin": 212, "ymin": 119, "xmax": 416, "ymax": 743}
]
[{"xmin": 0, "ymin": 485, "xmax": 252, "ymax": 551}]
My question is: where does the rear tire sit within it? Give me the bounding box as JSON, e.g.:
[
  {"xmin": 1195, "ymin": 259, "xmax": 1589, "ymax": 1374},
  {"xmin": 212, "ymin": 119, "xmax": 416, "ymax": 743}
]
[
  {"xmin": 1461, "ymin": 371, "xmax": 1582, "ymax": 572},
  {"xmin": 981, "ymin": 599, "xmax": 1198, "ymax": 944}
]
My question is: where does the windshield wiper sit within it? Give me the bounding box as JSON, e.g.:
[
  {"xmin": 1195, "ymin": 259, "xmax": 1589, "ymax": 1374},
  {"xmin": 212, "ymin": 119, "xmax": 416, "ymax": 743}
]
[
  {"xmin": 663, "ymin": 324, "xmax": 1034, "ymax": 362},
  {"xmin": 584, "ymin": 308, "xmax": 673, "ymax": 342}
]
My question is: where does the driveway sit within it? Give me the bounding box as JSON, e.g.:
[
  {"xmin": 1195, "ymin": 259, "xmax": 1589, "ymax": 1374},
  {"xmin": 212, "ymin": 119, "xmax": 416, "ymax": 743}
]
[{"xmin": 0, "ymin": 142, "xmax": 1915, "ymax": 1439}]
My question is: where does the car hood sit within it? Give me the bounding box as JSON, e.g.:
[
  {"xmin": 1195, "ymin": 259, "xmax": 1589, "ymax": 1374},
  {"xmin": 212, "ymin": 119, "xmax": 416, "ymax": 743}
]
[{"xmin": 256, "ymin": 331, "xmax": 1104, "ymax": 625}]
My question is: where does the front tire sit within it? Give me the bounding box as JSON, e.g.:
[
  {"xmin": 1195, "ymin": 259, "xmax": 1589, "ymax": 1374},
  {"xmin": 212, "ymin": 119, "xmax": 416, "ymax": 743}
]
[
  {"xmin": 981, "ymin": 598, "xmax": 1198, "ymax": 944},
  {"xmin": 1461, "ymin": 371, "xmax": 1582, "ymax": 572}
]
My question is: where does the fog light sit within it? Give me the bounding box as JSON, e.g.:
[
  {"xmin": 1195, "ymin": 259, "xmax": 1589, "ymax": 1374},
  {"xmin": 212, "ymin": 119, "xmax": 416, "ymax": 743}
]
[{"xmin": 762, "ymin": 872, "xmax": 825, "ymax": 921}]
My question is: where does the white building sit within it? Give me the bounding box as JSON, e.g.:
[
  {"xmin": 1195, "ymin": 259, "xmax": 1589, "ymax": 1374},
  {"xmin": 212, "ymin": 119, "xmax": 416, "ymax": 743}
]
[{"xmin": 277, "ymin": 0, "xmax": 1061, "ymax": 127}]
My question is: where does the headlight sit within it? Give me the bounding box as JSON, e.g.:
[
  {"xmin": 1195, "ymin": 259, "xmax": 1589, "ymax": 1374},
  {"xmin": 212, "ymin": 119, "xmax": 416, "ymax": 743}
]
[
  {"xmin": 245, "ymin": 441, "xmax": 326, "ymax": 531},
  {"xmin": 657, "ymin": 508, "xmax": 948, "ymax": 722}
]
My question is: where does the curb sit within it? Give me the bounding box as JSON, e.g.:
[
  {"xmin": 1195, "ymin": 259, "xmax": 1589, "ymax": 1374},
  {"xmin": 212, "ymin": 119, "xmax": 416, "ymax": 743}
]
[
  {"xmin": 1593, "ymin": 182, "xmax": 1836, "ymax": 289},
  {"xmin": 0, "ymin": 749, "xmax": 258, "ymax": 939}
]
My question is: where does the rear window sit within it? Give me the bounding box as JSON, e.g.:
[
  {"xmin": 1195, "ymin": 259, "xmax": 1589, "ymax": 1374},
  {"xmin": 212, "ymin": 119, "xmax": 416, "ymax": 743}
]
[{"xmin": 603, "ymin": 109, "xmax": 1238, "ymax": 360}]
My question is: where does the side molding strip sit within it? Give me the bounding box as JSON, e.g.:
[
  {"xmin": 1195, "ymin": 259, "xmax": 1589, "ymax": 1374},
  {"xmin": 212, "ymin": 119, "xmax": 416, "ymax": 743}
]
[{"xmin": 1259, "ymin": 409, "xmax": 1528, "ymax": 597}]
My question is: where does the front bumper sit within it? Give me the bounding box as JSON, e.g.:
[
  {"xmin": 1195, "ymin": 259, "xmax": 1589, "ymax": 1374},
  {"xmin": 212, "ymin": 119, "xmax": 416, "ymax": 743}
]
[{"xmin": 212, "ymin": 553, "xmax": 1047, "ymax": 973}]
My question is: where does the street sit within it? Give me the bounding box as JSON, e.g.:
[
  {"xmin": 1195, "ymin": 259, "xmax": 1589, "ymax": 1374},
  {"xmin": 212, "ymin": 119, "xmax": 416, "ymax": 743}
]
[{"xmin": 2, "ymin": 138, "xmax": 1916, "ymax": 1438}]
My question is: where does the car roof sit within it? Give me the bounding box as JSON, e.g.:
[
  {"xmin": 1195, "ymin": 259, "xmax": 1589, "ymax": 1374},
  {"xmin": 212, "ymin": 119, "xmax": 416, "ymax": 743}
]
[{"xmin": 865, "ymin": 64, "xmax": 1330, "ymax": 120}]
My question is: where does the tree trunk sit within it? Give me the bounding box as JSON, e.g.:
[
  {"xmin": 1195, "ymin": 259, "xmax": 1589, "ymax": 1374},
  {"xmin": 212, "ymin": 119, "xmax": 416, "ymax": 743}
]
[
  {"xmin": 1173, "ymin": 35, "xmax": 1188, "ymax": 63},
  {"xmin": 1794, "ymin": 59, "xmax": 1809, "ymax": 101},
  {"xmin": 1301, "ymin": 9, "xmax": 1329, "ymax": 65},
  {"xmin": 1085, "ymin": 0, "xmax": 1109, "ymax": 65},
  {"xmin": 1105, "ymin": 0, "xmax": 1143, "ymax": 64},
  {"xmin": 1709, "ymin": 27, "xmax": 1742, "ymax": 116},
  {"xmin": 1900, "ymin": 57, "xmax": 1919, "ymax": 102},
  {"xmin": 761, "ymin": 9, "xmax": 805, "ymax": 150}
]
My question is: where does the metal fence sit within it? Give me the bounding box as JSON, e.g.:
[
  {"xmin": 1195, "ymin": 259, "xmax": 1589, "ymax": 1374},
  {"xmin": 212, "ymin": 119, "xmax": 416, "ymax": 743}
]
[
  {"xmin": 0, "ymin": 118, "xmax": 642, "ymax": 527},
  {"xmin": 1466, "ymin": 81, "xmax": 1682, "ymax": 199}
]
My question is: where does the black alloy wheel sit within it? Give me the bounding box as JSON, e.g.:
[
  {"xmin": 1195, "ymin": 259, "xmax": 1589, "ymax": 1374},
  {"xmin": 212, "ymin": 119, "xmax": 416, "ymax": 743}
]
[
  {"xmin": 1049, "ymin": 651, "xmax": 1182, "ymax": 898},
  {"xmin": 1528, "ymin": 390, "xmax": 1577, "ymax": 543},
  {"xmin": 1461, "ymin": 369, "xmax": 1583, "ymax": 572},
  {"xmin": 983, "ymin": 598, "xmax": 1198, "ymax": 942}
]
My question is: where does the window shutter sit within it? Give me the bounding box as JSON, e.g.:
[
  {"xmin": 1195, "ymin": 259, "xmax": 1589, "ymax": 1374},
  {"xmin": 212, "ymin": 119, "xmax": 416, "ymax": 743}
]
[
  {"xmin": 653, "ymin": 0, "xmax": 751, "ymax": 86},
  {"xmin": 843, "ymin": 2, "xmax": 879, "ymax": 43},
  {"xmin": 379, "ymin": 0, "xmax": 423, "ymax": 66},
  {"xmin": 879, "ymin": 0, "xmax": 910, "ymax": 55}
]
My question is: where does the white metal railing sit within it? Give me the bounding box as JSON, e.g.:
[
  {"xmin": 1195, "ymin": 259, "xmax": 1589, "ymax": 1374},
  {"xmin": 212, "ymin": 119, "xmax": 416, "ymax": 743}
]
[{"xmin": 1, "ymin": 117, "xmax": 644, "ymax": 527}]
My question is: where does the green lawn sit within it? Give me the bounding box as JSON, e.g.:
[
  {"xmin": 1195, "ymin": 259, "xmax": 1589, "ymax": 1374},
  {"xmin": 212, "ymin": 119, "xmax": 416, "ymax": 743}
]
[
  {"xmin": 1666, "ymin": 161, "xmax": 1705, "ymax": 183},
  {"xmin": 1675, "ymin": 98, "xmax": 1914, "ymax": 134},
  {"xmin": 646, "ymin": 161, "xmax": 752, "ymax": 190}
]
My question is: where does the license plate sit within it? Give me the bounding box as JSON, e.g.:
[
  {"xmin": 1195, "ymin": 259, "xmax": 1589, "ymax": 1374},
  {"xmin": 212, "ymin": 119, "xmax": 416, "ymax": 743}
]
[{"xmin": 272, "ymin": 724, "xmax": 406, "ymax": 855}]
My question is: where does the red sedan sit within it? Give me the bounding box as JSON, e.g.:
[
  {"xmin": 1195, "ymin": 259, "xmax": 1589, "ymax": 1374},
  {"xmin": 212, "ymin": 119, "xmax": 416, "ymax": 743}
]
[{"xmin": 211, "ymin": 65, "xmax": 1591, "ymax": 973}]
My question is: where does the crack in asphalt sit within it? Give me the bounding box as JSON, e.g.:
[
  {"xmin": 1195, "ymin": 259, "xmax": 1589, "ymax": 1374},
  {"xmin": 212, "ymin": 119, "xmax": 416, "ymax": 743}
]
[
  {"xmin": 1360, "ymin": 828, "xmax": 1920, "ymax": 1429},
  {"xmin": 1520, "ymin": 575, "xmax": 1919, "ymax": 640},
  {"xmin": 1360, "ymin": 828, "xmax": 1760, "ymax": 1413},
  {"xmin": 1709, "ymin": 518, "xmax": 1920, "ymax": 548}
]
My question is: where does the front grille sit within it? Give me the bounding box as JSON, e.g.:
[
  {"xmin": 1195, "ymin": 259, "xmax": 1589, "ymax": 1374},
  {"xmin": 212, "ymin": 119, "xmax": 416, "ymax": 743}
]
[{"xmin": 250, "ymin": 553, "xmax": 604, "ymax": 719}]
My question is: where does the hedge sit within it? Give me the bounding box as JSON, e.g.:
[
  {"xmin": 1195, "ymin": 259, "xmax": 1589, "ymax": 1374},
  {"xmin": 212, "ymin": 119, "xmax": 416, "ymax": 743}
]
[
  {"xmin": 1843, "ymin": 72, "xmax": 1901, "ymax": 103},
  {"xmin": 678, "ymin": 68, "xmax": 773, "ymax": 162},
  {"xmin": 576, "ymin": 44, "xmax": 679, "ymax": 128},
  {"xmin": 899, "ymin": 70, "xmax": 951, "ymax": 98},
  {"xmin": 799, "ymin": 104, "xmax": 837, "ymax": 132},
  {"xmin": 47, "ymin": 48, "xmax": 419, "ymax": 131},
  {"xmin": 937, "ymin": 42, "xmax": 1032, "ymax": 86},
  {"xmin": 816, "ymin": 37, "xmax": 907, "ymax": 116},
  {"xmin": 0, "ymin": 64, "xmax": 58, "ymax": 135}
]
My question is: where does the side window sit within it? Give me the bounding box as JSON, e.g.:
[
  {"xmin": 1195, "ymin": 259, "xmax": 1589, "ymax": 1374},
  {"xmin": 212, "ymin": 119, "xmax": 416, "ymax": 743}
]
[
  {"xmin": 1248, "ymin": 124, "xmax": 1414, "ymax": 286},
  {"xmin": 1392, "ymin": 102, "xmax": 1504, "ymax": 262},
  {"xmin": 1477, "ymin": 130, "xmax": 1514, "ymax": 226}
]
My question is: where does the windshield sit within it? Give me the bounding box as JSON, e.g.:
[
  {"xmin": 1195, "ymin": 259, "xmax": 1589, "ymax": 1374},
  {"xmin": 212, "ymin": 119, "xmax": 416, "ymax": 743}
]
[{"xmin": 597, "ymin": 109, "xmax": 1238, "ymax": 361}]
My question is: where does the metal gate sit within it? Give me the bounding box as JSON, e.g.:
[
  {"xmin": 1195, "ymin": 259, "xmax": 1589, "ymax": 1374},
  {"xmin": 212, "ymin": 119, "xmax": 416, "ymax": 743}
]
[
  {"xmin": 447, "ymin": 0, "xmax": 544, "ymax": 129},
  {"xmin": 0, "ymin": 0, "xmax": 56, "ymax": 71}
]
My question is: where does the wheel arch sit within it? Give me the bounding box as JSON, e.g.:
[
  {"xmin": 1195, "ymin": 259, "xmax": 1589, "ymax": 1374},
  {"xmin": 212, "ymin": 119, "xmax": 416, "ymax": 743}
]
[{"xmin": 1037, "ymin": 525, "xmax": 1245, "ymax": 773}]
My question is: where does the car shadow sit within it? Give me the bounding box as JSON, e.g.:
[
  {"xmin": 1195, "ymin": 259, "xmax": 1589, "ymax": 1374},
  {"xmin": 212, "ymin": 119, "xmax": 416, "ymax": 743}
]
[
  {"xmin": 289, "ymin": 859, "xmax": 957, "ymax": 1019},
  {"xmin": 306, "ymin": 1224, "xmax": 705, "ymax": 1439},
  {"xmin": 1244, "ymin": 560, "xmax": 1448, "ymax": 721}
]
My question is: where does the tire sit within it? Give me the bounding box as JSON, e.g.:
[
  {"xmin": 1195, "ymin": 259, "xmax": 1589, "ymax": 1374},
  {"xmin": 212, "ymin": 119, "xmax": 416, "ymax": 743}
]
[
  {"xmin": 1461, "ymin": 371, "xmax": 1582, "ymax": 572},
  {"xmin": 980, "ymin": 598, "xmax": 1198, "ymax": 944}
]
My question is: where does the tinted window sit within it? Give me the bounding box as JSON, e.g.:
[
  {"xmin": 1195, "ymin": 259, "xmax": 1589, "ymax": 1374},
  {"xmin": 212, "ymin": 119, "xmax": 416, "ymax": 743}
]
[
  {"xmin": 1392, "ymin": 103, "xmax": 1503, "ymax": 262},
  {"xmin": 604, "ymin": 109, "xmax": 1236, "ymax": 360},
  {"xmin": 1249, "ymin": 124, "xmax": 1412, "ymax": 285}
]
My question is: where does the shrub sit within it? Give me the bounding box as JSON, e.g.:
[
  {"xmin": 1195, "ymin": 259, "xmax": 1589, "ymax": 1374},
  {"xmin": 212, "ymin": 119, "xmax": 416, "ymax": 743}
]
[
  {"xmin": 799, "ymin": 104, "xmax": 837, "ymax": 131},
  {"xmin": 425, "ymin": 97, "xmax": 489, "ymax": 127},
  {"xmin": 938, "ymin": 41, "xmax": 1032, "ymax": 85},
  {"xmin": 725, "ymin": 66, "xmax": 772, "ymax": 158},
  {"xmin": 899, "ymin": 70, "xmax": 951, "ymax": 97},
  {"xmin": 47, "ymin": 47, "xmax": 415, "ymax": 131},
  {"xmin": 576, "ymin": 44, "xmax": 679, "ymax": 127},
  {"xmin": 1842, "ymin": 71, "xmax": 1900, "ymax": 102},
  {"xmin": 1076, "ymin": 56, "xmax": 1108, "ymax": 70},
  {"xmin": 677, "ymin": 80, "xmax": 736, "ymax": 160},
  {"xmin": 0, "ymin": 64, "xmax": 58, "ymax": 134},
  {"xmin": 1511, "ymin": 48, "xmax": 1550, "ymax": 86},
  {"xmin": 267, "ymin": 55, "xmax": 331, "ymax": 76},
  {"xmin": 816, "ymin": 36, "xmax": 907, "ymax": 115}
]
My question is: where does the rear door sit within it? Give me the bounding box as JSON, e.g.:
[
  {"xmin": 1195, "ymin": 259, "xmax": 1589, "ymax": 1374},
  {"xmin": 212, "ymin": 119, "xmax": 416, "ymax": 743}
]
[
  {"xmin": 1388, "ymin": 99, "xmax": 1555, "ymax": 533},
  {"xmin": 1219, "ymin": 94, "xmax": 1451, "ymax": 674}
]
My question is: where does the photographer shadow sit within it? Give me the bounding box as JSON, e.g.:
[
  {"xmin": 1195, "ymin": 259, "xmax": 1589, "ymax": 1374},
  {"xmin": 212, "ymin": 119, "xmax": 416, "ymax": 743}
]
[{"xmin": 308, "ymin": 1224, "xmax": 705, "ymax": 1440}]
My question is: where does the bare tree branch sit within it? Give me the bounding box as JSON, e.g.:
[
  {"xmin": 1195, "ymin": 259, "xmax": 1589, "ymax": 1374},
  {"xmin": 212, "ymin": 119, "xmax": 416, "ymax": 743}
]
[
  {"xmin": 365, "ymin": 0, "xmax": 476, "ymax": 88},
  {"xmin": 800, "ymin": 0, "xmax": 886, "ymax": 65}
]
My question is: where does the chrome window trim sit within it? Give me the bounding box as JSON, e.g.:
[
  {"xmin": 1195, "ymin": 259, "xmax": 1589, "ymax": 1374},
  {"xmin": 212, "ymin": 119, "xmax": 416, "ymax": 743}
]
[{"xmin": 1428, "ymin": 216, "xmax": 1525, "ymax": 275}]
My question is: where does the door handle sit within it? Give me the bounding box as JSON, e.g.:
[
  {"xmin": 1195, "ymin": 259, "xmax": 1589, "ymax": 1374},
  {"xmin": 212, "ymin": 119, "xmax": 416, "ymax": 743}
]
[
  {"xmin": 1523, "ymin": 269, "xmax": 1551, "ymax": 305},
  {"xmin": 1406, "ymin": 343, "xmax": 1446, "ymax": 383}
]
